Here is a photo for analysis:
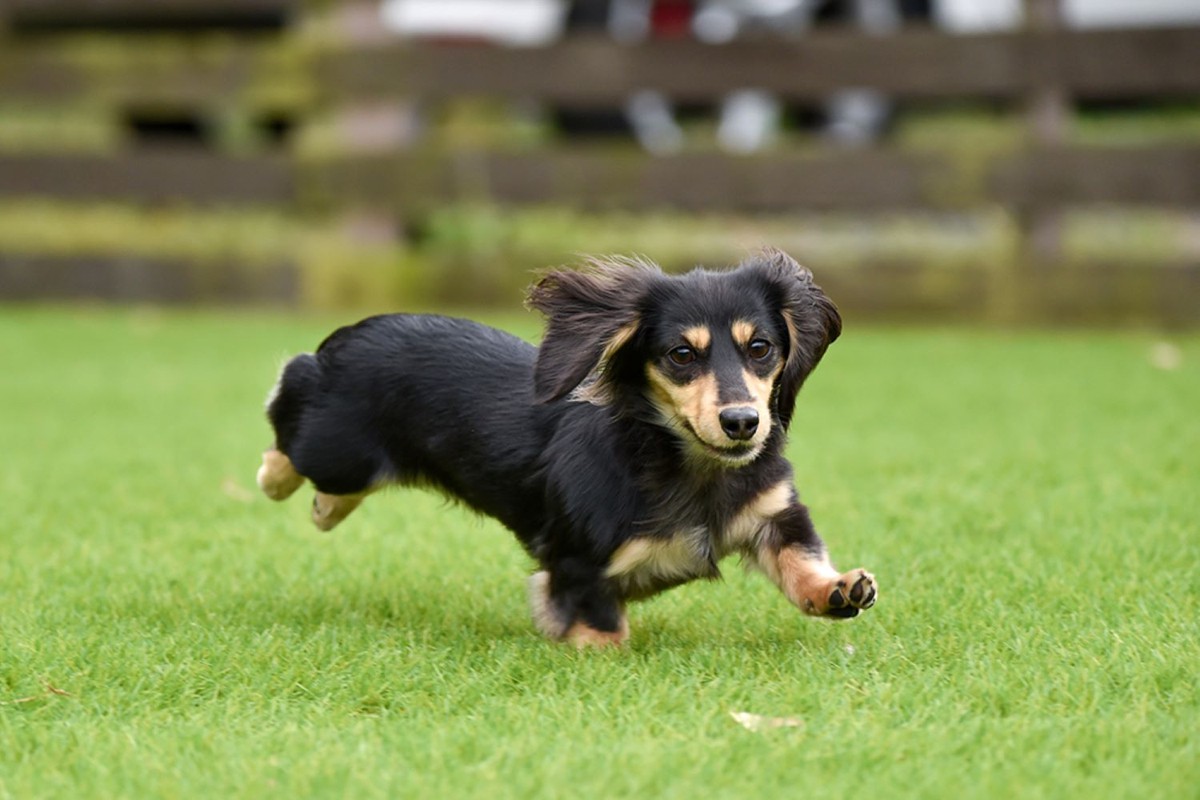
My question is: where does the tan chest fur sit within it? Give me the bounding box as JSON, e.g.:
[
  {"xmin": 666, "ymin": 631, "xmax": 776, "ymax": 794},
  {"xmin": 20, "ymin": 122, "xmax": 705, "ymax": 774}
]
[{"xmin": 604, "ymin": 480, "xmax": 794, "ymax": 593}]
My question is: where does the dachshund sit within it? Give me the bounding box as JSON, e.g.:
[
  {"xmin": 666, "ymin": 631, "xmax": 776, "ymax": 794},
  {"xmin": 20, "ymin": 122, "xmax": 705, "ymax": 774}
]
[{"xmin": 257, "ymin": 249, "xmax": 876, "ymax": 646}]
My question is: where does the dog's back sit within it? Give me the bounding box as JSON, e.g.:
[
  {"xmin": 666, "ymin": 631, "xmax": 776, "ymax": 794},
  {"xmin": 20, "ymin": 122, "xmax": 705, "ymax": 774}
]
[{"xmin": 263, "ymin": 314, "xmax": 556, "ymax": 532}]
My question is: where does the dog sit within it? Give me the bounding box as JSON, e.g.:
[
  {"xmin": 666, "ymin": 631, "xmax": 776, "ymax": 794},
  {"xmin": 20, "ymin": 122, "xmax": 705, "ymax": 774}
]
[{"xmin": 256, "ymin": 249, "xmax": 876, "ymax": 646}]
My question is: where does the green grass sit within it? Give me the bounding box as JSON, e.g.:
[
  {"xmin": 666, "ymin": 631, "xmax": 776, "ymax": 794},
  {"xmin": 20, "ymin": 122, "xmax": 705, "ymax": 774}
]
[{"xmin": 2, "ymin": 308, "xmax": 1197, "ymax": 799}]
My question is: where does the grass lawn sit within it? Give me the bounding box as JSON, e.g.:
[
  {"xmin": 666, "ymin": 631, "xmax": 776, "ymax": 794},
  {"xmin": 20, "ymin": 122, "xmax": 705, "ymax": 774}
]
[{"xmin": 2, "ymin": 307, "xmax": 1197, "ymax": 799}]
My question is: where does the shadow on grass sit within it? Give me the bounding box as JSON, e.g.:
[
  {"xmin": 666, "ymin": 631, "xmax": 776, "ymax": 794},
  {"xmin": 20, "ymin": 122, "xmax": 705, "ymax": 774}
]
[{"xmin": 91, "ymin": 540, "xmax": 883, "ymax": 657}]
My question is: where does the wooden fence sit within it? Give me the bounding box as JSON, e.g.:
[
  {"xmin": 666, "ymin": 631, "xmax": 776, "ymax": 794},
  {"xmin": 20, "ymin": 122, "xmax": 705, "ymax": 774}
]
[{"xmin": 1, "ymin": 0, "xmax": 1198, "ymax": 323}]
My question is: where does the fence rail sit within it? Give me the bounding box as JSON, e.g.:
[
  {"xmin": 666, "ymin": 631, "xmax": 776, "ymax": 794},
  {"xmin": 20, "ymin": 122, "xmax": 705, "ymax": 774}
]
[
  {"xmin": 6, "ymin": 145, "xmax": 1197, "ymax": 212},
  {"xmin": 4, "ymin": 28, "xmax": 1200, "ymax": 109},
  {"xmin": 323, "ymin": 27, "xmax": 1200, "ymax": 102},
  {"xmin": 0, "ymin": 39, "xmax": 308, "ymax": 108},
  {"xmin": 305, "ymin": 145, "xmax": 1200, "ymax": 213},
  {"xmin": 0, "ymin": 153, "xmax": 291, "ymax": 204}
]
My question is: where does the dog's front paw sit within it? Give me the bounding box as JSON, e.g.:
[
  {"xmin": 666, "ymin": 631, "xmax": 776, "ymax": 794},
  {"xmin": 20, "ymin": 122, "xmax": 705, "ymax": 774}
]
[{"xmin": 821, "ymin": 569, "xmax": 877, "ymax": 619}]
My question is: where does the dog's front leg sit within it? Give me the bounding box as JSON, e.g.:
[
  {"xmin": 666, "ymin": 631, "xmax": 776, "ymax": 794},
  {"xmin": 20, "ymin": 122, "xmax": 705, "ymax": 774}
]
[
  {"xmin": 528, "ymin": 559, "xmax": 628, "ymax": 648},
  {"xmin": 754, "ymin": 504, "xmax": 877, "ymax": 619}
]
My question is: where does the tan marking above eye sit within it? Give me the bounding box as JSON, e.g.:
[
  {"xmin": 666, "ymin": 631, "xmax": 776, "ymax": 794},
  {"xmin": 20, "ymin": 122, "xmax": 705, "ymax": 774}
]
[
  {"xmin": 681, "ymin": 325, "xmax": 712, "ymax": 352},
  {"xmin": 731, "ymin": 320, "xmax": 756, "ymax": 348}
]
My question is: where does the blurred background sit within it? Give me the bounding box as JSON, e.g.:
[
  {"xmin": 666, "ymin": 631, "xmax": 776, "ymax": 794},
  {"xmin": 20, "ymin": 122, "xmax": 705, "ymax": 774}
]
[{"xmin": 0, "ymin": 0, "xmax": 1198, "ymax": 325}]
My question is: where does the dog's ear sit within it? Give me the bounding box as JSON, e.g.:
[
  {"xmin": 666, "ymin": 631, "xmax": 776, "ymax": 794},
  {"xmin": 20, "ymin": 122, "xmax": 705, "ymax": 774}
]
[
  {"xmin": 526, "ymin": 258, "xmax": 657, "ymax": 403},
  {"xmin": 753, "ymin": 249, "xmax": 842, "ymax": 429}
]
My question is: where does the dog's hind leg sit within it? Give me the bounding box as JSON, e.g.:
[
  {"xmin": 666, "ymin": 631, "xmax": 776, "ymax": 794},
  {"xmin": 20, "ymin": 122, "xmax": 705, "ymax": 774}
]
[
  {"xmin": 257, "ymin": 449, "xmax": 305, "ymax": 501},
  {"xmin": 528, "ymin": 569, "xmax": 629, "ymax": 648},
  {"xmin": 311, "ymin": 490, "xmax": 369, "ymax": 532}
]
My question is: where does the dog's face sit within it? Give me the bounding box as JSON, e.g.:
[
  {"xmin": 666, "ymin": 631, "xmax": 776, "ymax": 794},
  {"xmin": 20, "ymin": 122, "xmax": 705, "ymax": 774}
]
[
  {"xmin": 639, "ymin": 285, "xmax": 787, "ymax": 466},
  {"xmin": 529, "ymin": 250, "xmax": 841, "ymax": 468}
]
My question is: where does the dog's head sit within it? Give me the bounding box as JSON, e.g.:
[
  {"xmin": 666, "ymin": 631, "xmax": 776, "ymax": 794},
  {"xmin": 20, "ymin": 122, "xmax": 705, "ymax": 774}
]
[{"xmin": 528, "ymin": 250, "xmax": 841, "ymax": 467}]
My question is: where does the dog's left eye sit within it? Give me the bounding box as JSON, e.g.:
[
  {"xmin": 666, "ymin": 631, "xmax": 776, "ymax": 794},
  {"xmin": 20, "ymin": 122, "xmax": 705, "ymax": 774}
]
[
  {"xmin": 748, "ymin": 339, "xmax": 773, "ymax": 360},
  {"xmin": 668, "ymin": 346, "xmax": 696, "ymax": 366}
]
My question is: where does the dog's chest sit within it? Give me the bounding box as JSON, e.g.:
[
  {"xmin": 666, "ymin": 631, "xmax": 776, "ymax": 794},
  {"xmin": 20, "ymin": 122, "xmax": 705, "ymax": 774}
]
[
  {"xmin": 604, "ymin": 515, "xmax": 764, "ymax": 597},
  {"xmin": 606, "ymin": 527, "xmax": 714, "ymax": 590}
]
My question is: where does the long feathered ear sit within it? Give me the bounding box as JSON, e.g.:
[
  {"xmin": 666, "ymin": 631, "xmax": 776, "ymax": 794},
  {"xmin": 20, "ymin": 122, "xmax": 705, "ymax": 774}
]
[
  {"xmin": 526, "ymin": 257, "xmax": 659, "ymax": 403},
  {"xmin": 753, "ymin": 249, "xmax": 842, "ymax": 429}
]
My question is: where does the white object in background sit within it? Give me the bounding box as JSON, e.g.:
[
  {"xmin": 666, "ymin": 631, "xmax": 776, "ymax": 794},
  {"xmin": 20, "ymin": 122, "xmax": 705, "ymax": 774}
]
[
  {"xmin": 824, "ymin": 89, "xmax": 891, "ymax": 146},
  {"xmin": 1062, "ymin": 0, "xmax": 1200, "ymax": 29},
  {"xmin": 380, "ymin": 0, "xmax": 566, "ymax": 45},
  {"xmin": 718, "ymin": 89, "xmax": 783, "ymax": 154},
  {"xmin": 935, "ymin": 0, "xmax": 1200, "ymax": 32},
  {"xmin": 626, "ymin": 90, "xmax": 685, "ymax": 155},
  {"xmin": 935, "ymin": 0, "xmax": 1022, "ymax": 32}
]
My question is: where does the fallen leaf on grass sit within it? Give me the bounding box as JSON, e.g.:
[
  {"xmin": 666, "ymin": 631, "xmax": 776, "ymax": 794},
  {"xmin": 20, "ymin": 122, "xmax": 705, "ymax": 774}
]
[
  {"xmin": 2, "ymin": 681, "xmax": 74, "ymax": 705},
  {"xmin": 730, "ymin": 711, "xmax": 803, "ymax": 732},
  {"xmin": 1149, "ymin": 342, "xmax": 1182, "ymax": 371}
]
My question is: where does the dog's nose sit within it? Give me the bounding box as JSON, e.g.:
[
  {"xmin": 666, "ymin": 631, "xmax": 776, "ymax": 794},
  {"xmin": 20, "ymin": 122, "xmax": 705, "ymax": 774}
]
[{"xmin": 718, "ymin": 407, "xmax": 759, "ymax": 441}]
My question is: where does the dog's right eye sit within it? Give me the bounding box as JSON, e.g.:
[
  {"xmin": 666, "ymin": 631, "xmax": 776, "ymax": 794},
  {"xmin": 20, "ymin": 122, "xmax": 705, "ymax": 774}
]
[
  {"xmin": 667, "ymin": 346, "xmax": 696, "ymax": 366},
  {"xmin": 748, "ymin": 339, "xmax": 773, "ymax": 360}
]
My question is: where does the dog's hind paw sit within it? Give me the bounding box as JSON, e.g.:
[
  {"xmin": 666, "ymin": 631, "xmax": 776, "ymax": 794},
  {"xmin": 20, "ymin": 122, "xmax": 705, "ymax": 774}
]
[
  {"xmin": 310, "ymin": 491, "xmax": 365, "ymax": 531},
  {"xmin": 822, "ymin": 569, "xmax": 877, "ymax": 619},
  {"xmin": 565, "ymin": 621, "xmax": 629, "ymax": 649},
  {"xmin": 257, "ymin": 449, "xmax": 304, "ymax": 501}
]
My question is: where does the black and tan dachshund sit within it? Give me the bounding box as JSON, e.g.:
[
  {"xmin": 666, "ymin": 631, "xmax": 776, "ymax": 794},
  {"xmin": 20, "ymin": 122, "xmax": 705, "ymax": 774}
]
[{"xmin": 257, "ymin": 250, "xmax": 876, "ymax": 646}]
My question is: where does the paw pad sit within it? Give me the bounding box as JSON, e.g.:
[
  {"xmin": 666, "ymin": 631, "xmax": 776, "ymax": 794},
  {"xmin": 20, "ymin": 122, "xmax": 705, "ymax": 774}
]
[{"xmin": 825, "ymin": 570, "xmax": 876, "ymax": 619}]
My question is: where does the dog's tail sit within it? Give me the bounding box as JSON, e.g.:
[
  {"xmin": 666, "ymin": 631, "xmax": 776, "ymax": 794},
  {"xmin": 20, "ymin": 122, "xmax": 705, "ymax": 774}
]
[
  {"xmin": 258, "ymin": 353, "xmax": 320, "ymax": 501},
  {"xmin": 265, "ymin": 353, "xmax": 321, "ymax": 453}
]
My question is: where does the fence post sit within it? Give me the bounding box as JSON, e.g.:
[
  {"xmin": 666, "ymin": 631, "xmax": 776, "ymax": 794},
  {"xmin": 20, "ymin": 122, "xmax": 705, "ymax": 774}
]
[{"xmin": 1020, "ymin": 0, "xmax": 1068, "ymax": 265}]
